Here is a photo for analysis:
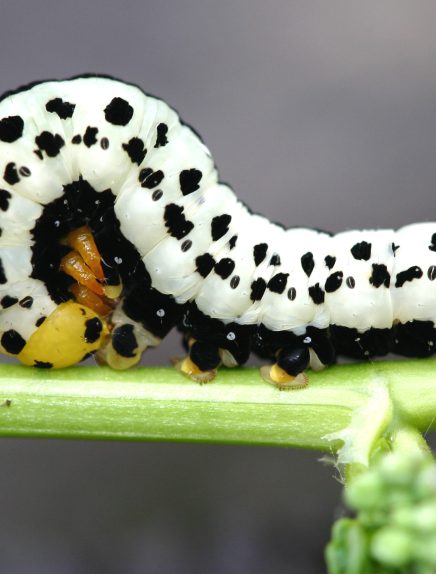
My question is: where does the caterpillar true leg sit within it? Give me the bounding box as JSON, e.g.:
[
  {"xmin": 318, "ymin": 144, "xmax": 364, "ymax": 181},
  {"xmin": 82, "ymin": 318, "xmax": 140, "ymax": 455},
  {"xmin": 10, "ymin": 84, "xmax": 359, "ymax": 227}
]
[
  {"xmin": 61, "ymin": 250, "xmax": 105, "ymax": 298},
  {"xmin": 70, "ymin": 284, "xmax": 112, "ymax": 317},
  {"xmin": 64, "ymin": 226, "xmax": 105, "ymax": 283}
]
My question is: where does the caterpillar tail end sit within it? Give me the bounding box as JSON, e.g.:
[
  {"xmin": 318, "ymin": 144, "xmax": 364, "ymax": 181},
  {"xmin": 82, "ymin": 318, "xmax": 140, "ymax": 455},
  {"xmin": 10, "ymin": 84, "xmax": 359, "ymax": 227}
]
[{"xmin": 260, "ymin": 364, "xmax": 308, "ymax": 390}]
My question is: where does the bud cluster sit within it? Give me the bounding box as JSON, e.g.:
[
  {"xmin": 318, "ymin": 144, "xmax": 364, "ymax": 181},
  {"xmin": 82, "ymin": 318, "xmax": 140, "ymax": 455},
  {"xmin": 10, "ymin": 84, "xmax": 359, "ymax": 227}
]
[{"xmin": 326, "ymin": 435, "xmax": 436, "ymax": 573}]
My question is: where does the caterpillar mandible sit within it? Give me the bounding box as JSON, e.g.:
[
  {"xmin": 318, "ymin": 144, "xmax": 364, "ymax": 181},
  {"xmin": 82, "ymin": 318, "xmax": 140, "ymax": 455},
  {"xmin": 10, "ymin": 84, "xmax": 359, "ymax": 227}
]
[{"xmin": 0, "ymin": 74, "xmax": 435, "ymax": 389}]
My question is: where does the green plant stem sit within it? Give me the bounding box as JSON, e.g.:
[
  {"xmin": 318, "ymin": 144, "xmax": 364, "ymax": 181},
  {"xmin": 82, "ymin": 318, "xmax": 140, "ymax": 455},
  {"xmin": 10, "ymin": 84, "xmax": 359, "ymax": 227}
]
[{"xmin": 0, "ymin": 359, "xmax": 435, "ymax": 448}]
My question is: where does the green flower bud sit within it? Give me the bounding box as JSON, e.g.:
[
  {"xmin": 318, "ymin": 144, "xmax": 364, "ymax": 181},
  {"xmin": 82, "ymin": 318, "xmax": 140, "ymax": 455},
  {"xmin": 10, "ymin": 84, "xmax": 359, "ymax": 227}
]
[
  {"xmin": 345, "ymin": 471, "xmax": 384, "ymax": 511},
  {"xmin": 411, "ymin": 502, "xmax": 436, "ymax": 531},
  {"xmin": 391, "ymin": 506, "xmax": 414, "ymax": 529},
  {"xmin": 415, "ymin": 465, "xmax": 436, "ymax": 500},
  {"xmin": 414, "ymin": 536, "xmax": 436, "ymax": 567},
  {"xmin": 385, "ymin": 488, "xmax": 415, "ymax": 510},
  {"xmin": 325, "ymin": 518, "xmax": 370, "ymax": 574},
  {"xmin": 378, "ymin": 451, "xmax": 417, "ymax": 486},
  {"xmin": 370, "ymin": 526, "xmax": 413, "ymax": 567}
]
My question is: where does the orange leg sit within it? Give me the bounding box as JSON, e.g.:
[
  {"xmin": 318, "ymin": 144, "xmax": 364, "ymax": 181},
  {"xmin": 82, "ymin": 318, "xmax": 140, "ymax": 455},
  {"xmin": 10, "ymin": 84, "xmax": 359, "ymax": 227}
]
[
  {"xmin": 70, "ymin": 284, "xmax": 113, "ymax": 317},
  {"xmin": 60, "ymin": 250, "xmax": 105, "ymax": 297},
  {"xmin": 65, "ymin": 226, "xmax": 104, "ymax": 280},
  {"xmin": 60, "ymin": 226, "xmax": 122, "ymax": 316}
]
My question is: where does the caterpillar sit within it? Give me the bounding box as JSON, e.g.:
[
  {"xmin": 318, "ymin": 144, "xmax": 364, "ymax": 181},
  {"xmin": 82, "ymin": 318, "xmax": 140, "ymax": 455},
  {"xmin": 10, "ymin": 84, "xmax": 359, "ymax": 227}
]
[{"xmin": 0, "ymin": 74, "xmax": 434, "ymax": 389}]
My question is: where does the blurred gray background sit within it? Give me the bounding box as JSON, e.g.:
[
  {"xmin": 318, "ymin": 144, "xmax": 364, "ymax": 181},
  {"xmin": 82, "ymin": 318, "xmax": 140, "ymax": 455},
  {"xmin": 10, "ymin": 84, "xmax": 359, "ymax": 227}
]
[{"xmin": 0, "ymin": 0, "xmax": 435, "ymax": 572}]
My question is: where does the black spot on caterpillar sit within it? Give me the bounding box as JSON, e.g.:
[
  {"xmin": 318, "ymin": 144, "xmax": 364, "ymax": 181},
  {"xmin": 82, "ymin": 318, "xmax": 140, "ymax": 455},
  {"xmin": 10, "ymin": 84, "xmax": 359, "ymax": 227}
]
[{"xmin": 0, "ymin": 74, "xmax": 435, "ymax": 387}]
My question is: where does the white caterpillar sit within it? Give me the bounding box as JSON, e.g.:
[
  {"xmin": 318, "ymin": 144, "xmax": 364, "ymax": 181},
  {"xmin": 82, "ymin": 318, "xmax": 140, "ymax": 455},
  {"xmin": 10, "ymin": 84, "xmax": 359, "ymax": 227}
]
[{"xmin": 0, "ymin": 75, "xmax": 435, "ymax": 388}]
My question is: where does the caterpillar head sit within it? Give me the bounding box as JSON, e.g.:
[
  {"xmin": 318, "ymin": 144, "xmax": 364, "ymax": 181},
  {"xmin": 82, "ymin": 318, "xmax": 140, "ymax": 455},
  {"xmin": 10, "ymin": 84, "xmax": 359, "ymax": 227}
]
[{"xmin": 17, "ymin": 301, "xmax": 109, "ymax": 368}]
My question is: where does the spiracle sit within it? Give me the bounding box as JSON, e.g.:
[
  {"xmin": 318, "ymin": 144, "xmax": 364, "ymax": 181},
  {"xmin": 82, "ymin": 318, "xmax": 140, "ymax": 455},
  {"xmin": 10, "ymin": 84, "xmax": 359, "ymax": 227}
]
[{"xmin": 0, "ymin": 75, "xmax": 435, "ymax": 388}]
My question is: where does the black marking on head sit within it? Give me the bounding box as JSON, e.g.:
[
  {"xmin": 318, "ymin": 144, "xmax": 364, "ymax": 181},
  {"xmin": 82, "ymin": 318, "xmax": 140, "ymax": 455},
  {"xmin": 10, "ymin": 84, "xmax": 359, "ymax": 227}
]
[
  {"xmin": 181, "ymin": 239, "xmax": 192, "ymax": 252},
  {"xmin": 104, "ymin": 97, "xmax": 134, "ymax": 126},
  {"xmin": 301, "ymin": 252, "xmax": 314, "ymax": 277},
  {"xmin": 164, "ymin": 203, "xmax": 194, "ymax": 239},
  {"xmin": 100, "ymin": 137, "xmax": 109, "ymax": 150},
  {"xmin": 346, "ymin": 276, "xmax": 356, "ymax": 289},
  {"xmin": 139, "ymin": 168, "xmax": 164, "ymax": 189},
  {"xmin": 1, "ymin": 295, "xmax": 17, "ymax": 308},
  {"xmin": 253, "ymin": 243, "xmax": 268, "ymax": 266},
  {"xmin": 392, "ymin": 243, "xmax": 400, "ymax": 255},
  {"xmin": 46, "ymin": 98, "xmax": 75, "ymax": 119},
  {"xmin": 0, "ymin": 189, "xmax": 11, "ymax": 211},
  {"xmin": 35, "ymin": 131, "xmax": 65, "ymax": 157},
  {"xmin": 215, "ymin": 258, "xmax": 235, "ymax": 279},
  {"xmin": 370, "ymin": 264, "xmax": 391, "ymax": 288},
  {"xmin": 309, "ymin": 283, "xmax": 325, "ymax": 304},
  {"xmin": 0, "ymin": 257, "xmax": 6, "ymax": 283},
  {"xmin": 428, "ymin": 266, "xmax": 436, "ymax": 281},
  {"xmin": 19, "ymin": 296, "xmax": 33, "ymax": 309},
  {"xmin": 287, "ymin": 287, "xmax": 297, "ymax": 301},
  {"xmin": 84, "ymin": 317, "xmax": 103, "ymax": 343},
  {"xmin": 267, "ymin": 272, "xmax": 289, "ymax": 294},
  {"xmin": 0, "ymin": 115, "xmax": 24, "ymax": 143},
  {"xmin": 180, "ymin": 169, "xmax": 202, "ymax": 196},
  {"xmin": 71, "ymin": 134, "xmax": 82, "ymax": 144},
  {"xmin": 325, "ymin": 255, "xmax": 336, "ymax": 270},
  {"xmin": 325, "ymin": 271, "xmax": 343, "ymax": 293},
  {"xmin": 1, "ymin": 329, "xmax": 25, "ymax": 354},
  {"xmin": 269, "ymin": 254, "xmax": 281, "ymax": 266},
  {"xmin": 83, "ymin": 126, "xmax": 98, "ymax": 148},
  {"xmin": 228, "ymin": 235, "xmax": 238, "ymax": 249},
  {"xmin": 112, "ymin": 324, "xmax": 137, "ymax": 357},
  {"xmin": 429, "ymin": 233, "xmax": 436, "ymax": 252},
  {"xmin": 395, "ymin": 266, "xmax": 423, "ymax": 288},
  {"xmin": 122, "ymin": 137, "xmax": 147, "ymax": 165},
  {"xmin": 35, "ymin": 316, "xmax": 46, "ymax": 327},
  {"xmin": 152, "ymin": 189, "xmax": 163, "ymax": 201},
  {"xmin": 34, "ymin": 360, "xmax": 53, "ymax": 369},
  {"xmin": 196, "ymin": 253, "xmax": 215, "ymax": 277},
  {"xmin": 230, "ymin": 275, "xmax": 240, "ymax": 289},
  {"xmin": 351, "ymin": 241, "xmax": 372, "ymax": 261},
  {"xmin": 154, "ymin": 123, "xmax": 169, "ymax": 148},
  {"xmin": 4, "ymin": 163, "xmax": 19, "ymax": 185},
  {"xmin": 250, "ymin": 278, "xmax": 267, "ymax": 301},
  {"xmin": 34, "ymin": 149, "xmax": 43, "ymax": 160},
  {"xmin": 211, "ymin": 214, "xmax": 231, "ymax": 241}
]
